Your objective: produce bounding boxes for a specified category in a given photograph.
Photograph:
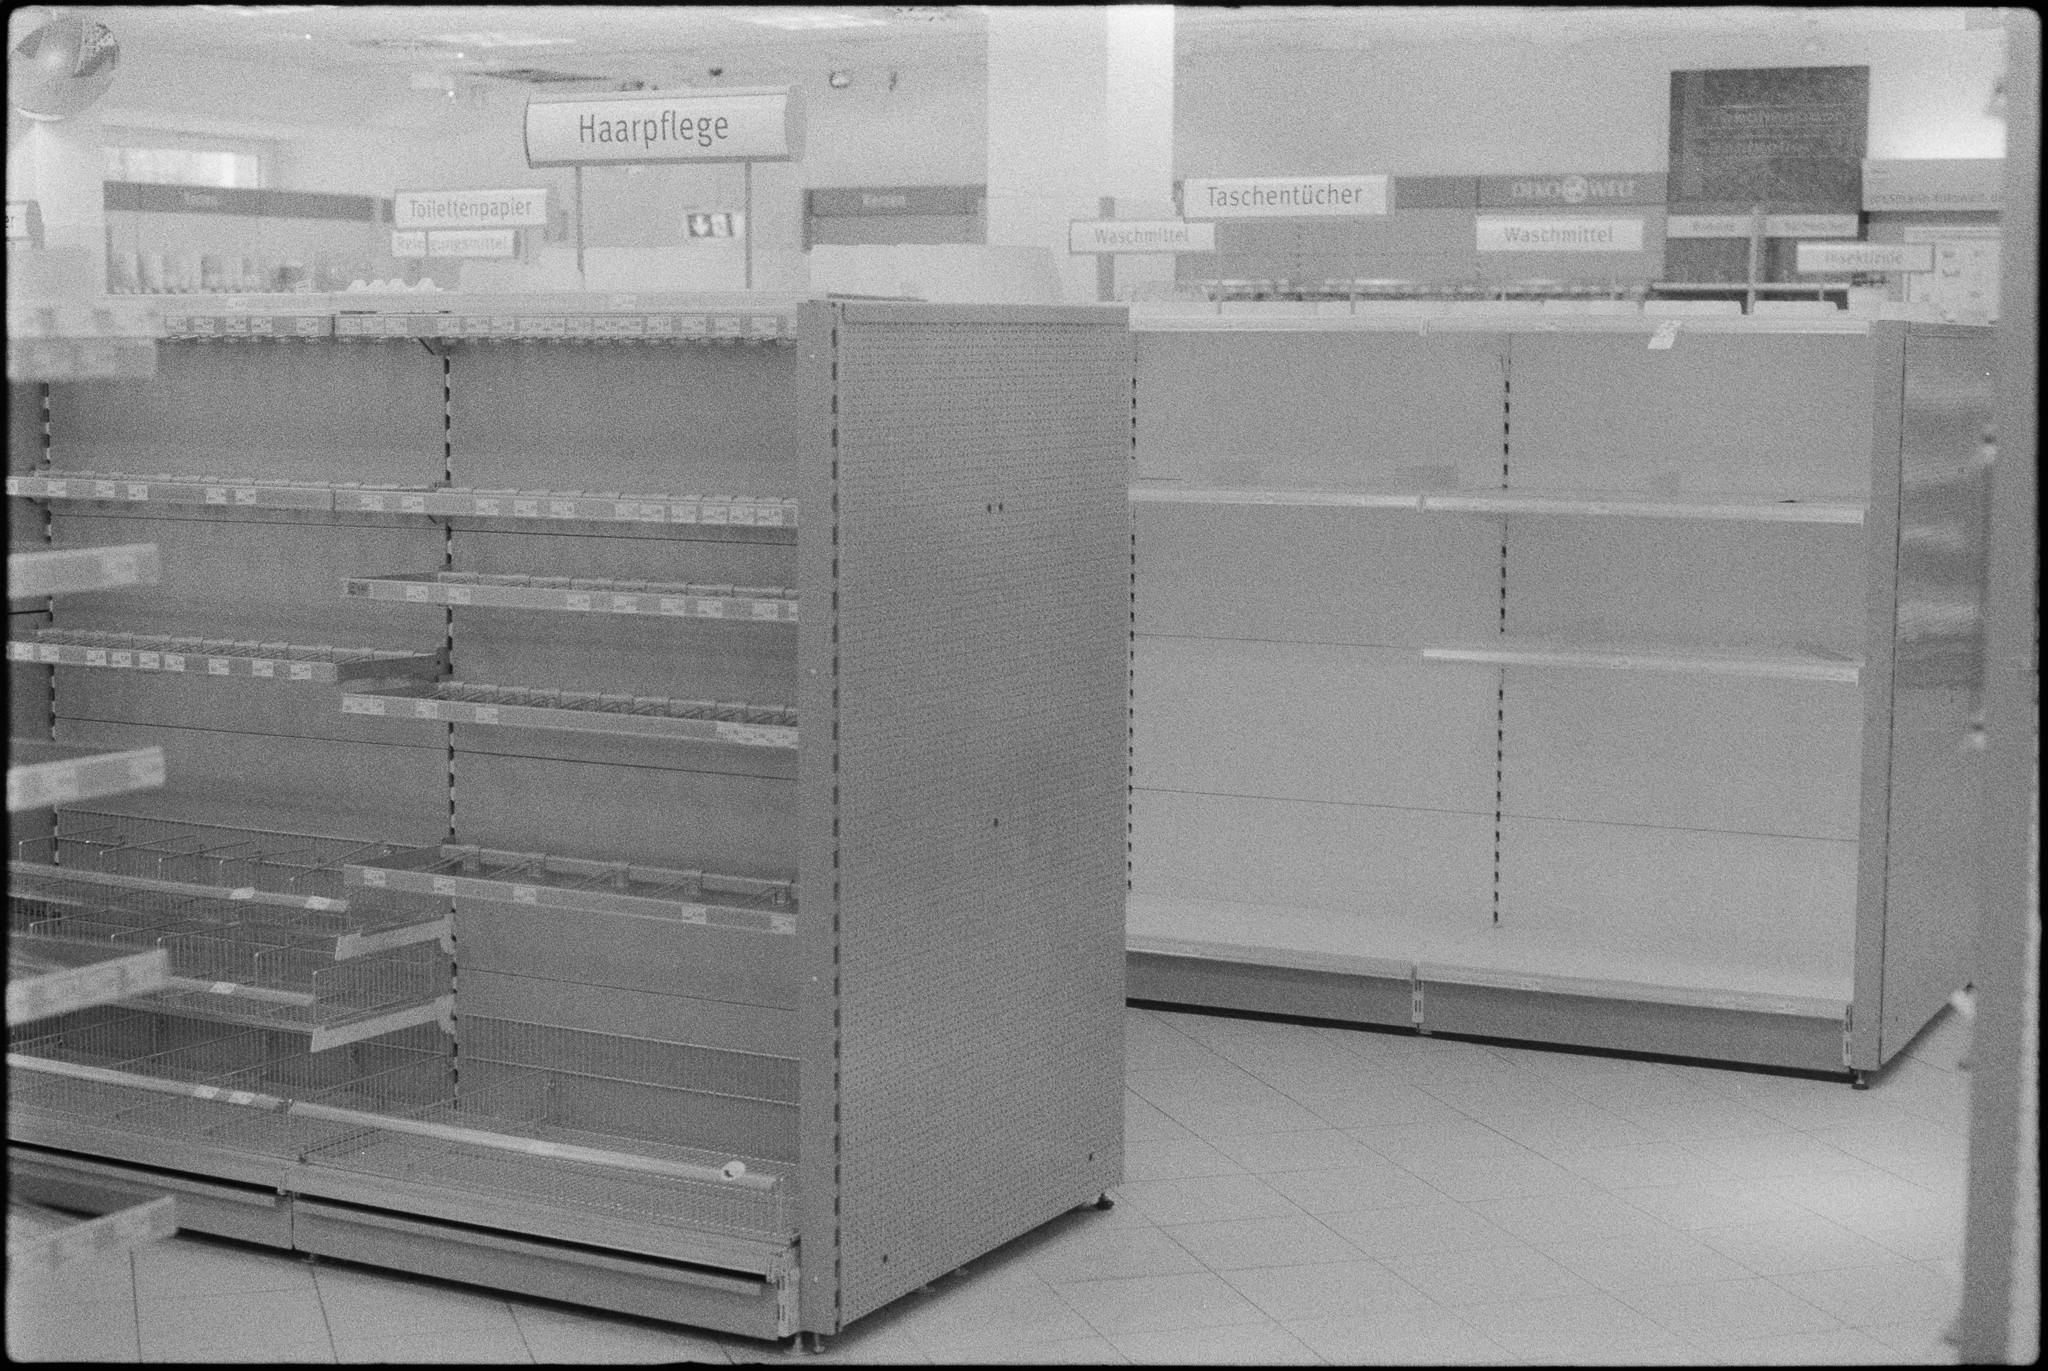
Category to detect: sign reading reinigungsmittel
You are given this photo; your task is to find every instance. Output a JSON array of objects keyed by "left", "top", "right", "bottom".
[
  {"left": 1181, "top": 176, "right": 1388, "bottom": 219},
  {"left": 525, "top": 86, "right": 800, "bottom": 167},
  {"left": 1475, "top": 217, "right": 1645, "bottom": 252}
]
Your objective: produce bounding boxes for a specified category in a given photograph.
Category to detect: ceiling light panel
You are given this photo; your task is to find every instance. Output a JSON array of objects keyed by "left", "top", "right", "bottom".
[{"left": 733, "top": 9, "right": 889, "bottom": 31}]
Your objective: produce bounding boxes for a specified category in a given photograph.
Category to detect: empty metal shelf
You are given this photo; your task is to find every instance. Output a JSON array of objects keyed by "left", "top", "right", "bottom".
[
  {"left": 344, "top": 571, "right": 798, "bottom": 623},
  {"left": 10, "top": 630, "right": 445, "bottom": 683},
  {"left": 346, "top": 844, "right": 796, "bottom": 936},
  {"left": 340, "top": 681, "right": 798, "bottom": 747}
]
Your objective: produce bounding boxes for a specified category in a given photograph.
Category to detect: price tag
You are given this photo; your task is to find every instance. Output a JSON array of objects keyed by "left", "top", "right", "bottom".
[
  {"left": 93, "top": 480, "right": 117, "bottom": 498},
  {"left": 205, "top": 486, "right": 229, "bottom": 504},
  {"left": 288, "top": 662, "right": 314, "bottom": 680},
  {"left": 473, "top": 705, "right": 499, "bottom": 724},
  {"left": 234, "top": 487, "right": 259, "bottom": 505},
  {"left": 413, "top": 700, "right": 439, "bottom": 718},
  {"left": 752, "top": 600, "right": 782, "bottom": 621},
  {"left": 251, "top": 659, "right": 275, "bottom": 677},
  {"left": 1648, "top": 319, "right": 1681, "bottom": 351},
  {"left": 445, "top": 587, "right": 472, "bottom": 605},
  {"left": 111, "top": 650, "right": 134, "bottom": 666},
  {"left": 613, "top": 500, "right": 637, "bottom": 519},
  {"left": 785, "top": 602, "right": 799, "bottom": 623},
  {"left": 514, "top": 499, "right": 541, "bottom": 517},
  {"left": 729, "top": 503, "right": 757, "bottom": 526},
  {"left": 611, "top": 594, "right": 638, "bottom": 613},
  {"left": 564, "top": 593, "right": 593, "bottom": 611},
  {"left": 358, "top": 867, "right": 389, "bottom": 886},
  {"left": 125, "top": 483, "right": 149, "bottom": 500},
  {"left": 342, "top": 695, "right": 386, "bottom": 714},
  {"left": 37, "top": 644, "right": 61, "bottom": 662},
  {"left": 701, "top": 503, "right": 731, "bottom": 525},
  {"left": 431, "top": 876, "right": 460, "bottom": 894},
  {"left": 472, "top": 497, "right": 502, "bottom": 516},
  {"left": 658, "top": 597, "right": 688, "bottom": 615},
  {"left": 163, "top": 654, "right": 186, "bottom": 672},
  {"left": 208, "top": 658, "right": 232, "bottom": 675},
  {"left": 404, "top": 583, "right": 430, "bottom": 601},
  {"left": 355, "top": 492, "right": 387, "bottom": 512},
  {"left": 138, "top": 651, "right": 161, "bottom": 669},
  {"left": 697, "top": 599, "right": 725, "bottom": 618},
  {"left": 677, "top": 315, "right": 708, "bottom": 337},
  {"left": 247, "top": 316, "right": 274, "bottom": 337},
  {"left": 748, "top": 315, "right": 781, "bottom": 339},
  {"left": 756, "top": 504, "right": 786, "bottom": 527},
  {"left": 84, "top": 648, "right": 108, "bottom": 666},
  {"left": 400, "top": 494, "right": 428, "bottom": 514},
  {"left": 669, "top": 502, "right": 699, "bottom": 524},
  {"left": 713, "top": 316, "right": 745, "bottom": 338},
  {"left": 512, "top": 884, "right": 539, "bottom": 903}
]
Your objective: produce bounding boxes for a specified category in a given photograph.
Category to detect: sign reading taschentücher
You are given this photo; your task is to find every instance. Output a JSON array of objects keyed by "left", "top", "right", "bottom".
[
  {"left": 1182, "top": 176, "right": 1388, "bottom": 219},
  {"left": 525, "top": 87, "right": 799, "bottom": 168}
]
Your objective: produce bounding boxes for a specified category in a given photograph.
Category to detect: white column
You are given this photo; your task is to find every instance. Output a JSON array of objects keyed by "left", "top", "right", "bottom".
[
  {"left": 986, "top": 5, "right": 1175, "bottom": 303},
  {"left": 6, "top": 109, "right": 108, "bottom": 292}
]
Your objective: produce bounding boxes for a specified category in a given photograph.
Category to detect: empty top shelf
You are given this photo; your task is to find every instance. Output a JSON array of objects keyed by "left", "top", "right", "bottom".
[
  {"left": 345, "top": 571, "right": 798, "bottom": 623},
  {"left": 341, "top": 681, "right": 798, "bottom": 748},
  {"left": 1129, "top": 482, "right": 1865, "bottom": 524}
]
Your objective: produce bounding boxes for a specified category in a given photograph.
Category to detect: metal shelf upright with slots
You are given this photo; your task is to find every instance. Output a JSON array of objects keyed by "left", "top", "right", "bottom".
[
  {"left": 4, "top": 292, "right": 1131, "bottom": 1345},
  {"left": 1124, "top": 303, "right": 1993, "bottom": 1079}
]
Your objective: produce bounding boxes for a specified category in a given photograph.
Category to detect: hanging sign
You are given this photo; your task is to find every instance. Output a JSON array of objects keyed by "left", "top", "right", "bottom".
[
  {"left": 1477, "top": 174, "right": 1665, "bottom": 207},
  {"left": 1861, "top": 159, "right": 2004, "bottom": 212},
  {"left": 1665, "top": 213, "right": 1754, "bottom": 239},
  {"left": 6, "top": 199, "right": 43, "bottom": 246},
  {"left": 1762, "top": 213, "right": 1859, "bottom": 238},
  {"left": 1795, "top": 242, "right": 1934, "bottom": 273},
  {"left": 525, "top": 86, "right": 800, "bottom": 167},
  {"left": 1475, "top": 217, "right": 1645, "bottom": 252},
  {"left": 1068, "top": 220, "right": 1215, "bottom": 254},
  {"left": 1181, "top": 176, "right": 1388, "bottom": 219},
  {"left": 392, "top": 229, "right": 519, "bottom": 258},
  {"left": 393, "top": 189, "right": 548, "bottom": 230}
]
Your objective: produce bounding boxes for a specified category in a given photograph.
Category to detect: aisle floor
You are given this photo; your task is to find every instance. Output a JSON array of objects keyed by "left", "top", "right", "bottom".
[{"left": 7, "top": 1005, "right": 1971, "bottom": 1365}]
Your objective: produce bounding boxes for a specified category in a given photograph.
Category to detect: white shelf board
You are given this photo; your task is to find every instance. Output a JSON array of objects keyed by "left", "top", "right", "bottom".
[
  {"left": 1420, "top": 638, "right": 1862, "bottom": 682},
  {"left": 1130, "top": 484, "right": 1422, "bottom": 511},
  {"left": 1421, "top": 490, "right": 1866, "bottom": 524},
  {"left": 8, "top": 544, "right": 162, "bottom": 599},
  {"left": 7, "top": 741, "right": 166, "bottom": 813},
  {"left": 8, "top": 941, "right": 171, "bottom": 1026}
]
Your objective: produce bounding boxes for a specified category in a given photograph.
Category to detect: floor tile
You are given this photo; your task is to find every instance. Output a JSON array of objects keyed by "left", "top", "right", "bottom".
[
  {"left": 1161, "top": 1213, "right": 1364, "bottom": 1271},
  {"left": 1617, "top": 1276, "right": 1845, "bottom": 1342},
  {"left": 138, "top": 1286, "right": 332, "bottom": 1361},
  {"left": 1679, "top": 1131, "right": 1874, "bottom": 1180},
  {"left": 1381, "top": 1243, "right": 1597, "bottom": 1306},
  {"left": 1695, "top": 1215, "right": 1905, "bottom": 1276},
  {"left": 1827, "top": 1202, "right": 1966, "bottom": 1263},
  {"left": 330, "top": 1328, "right": 535, "bottom": 1363},
  {"left": 1050, "top": 1270, "right": 1269, "bottom": 1338},
  {"left": 1608, "top": 1179, "right": 1809, "bottom": 1232},
  {"left": 1262, "top": 1162, "right": 1449, "bottom": 1215},
  {"left": 1536, "top": 1226, "right": 1754, "bottom": 1292},
  {"left": 511, "top": 1303, "right": 731, "bottom": 1364},
  {"left": 922, "top": 1334, "right": 1130, "bottom": 1364},
  {"left": 1454, "top": 1291, "right": 1687, "bottom": 1361},
  {"left": 1108, "top": 1320, "right": 1324, "bottom": 1365},
  {"left": 6, "top": 1264, "right": 142, "bottom": 1362},
  {"left": 1124, "top": 1135, "right": 1246, "bottom": 1182},
  {"left": 1760, "top": 1166, "right": 1949, "bottom": 1222},
  {"left": 1282, "top": 1307, "right": 1511, "bottom": 1365},
  {"left": 1688, "top": 1325, "right": 1901, "bottom": 1364},
  {"left": 1211, "top": 1128, "right": 1391, "bottom": 1174},
  {"left": 1767, "top": 1260, "right": 1963, "bottom": 1327},
  {"left": 1125, "top": 1015, "right": 1228, "bottom": 1073},
  {"left": 1348, "top": 1121, "right": 1535, "bottom": 1167},
  {"left": 1116, "top": 1173, "right": 1303, "bottom": 1226},
  {"left": 132, "top": 1235, "right": 318, "bottom": 1303},
  {"left": 1863, "top": 1316, "right": 1964, "bottom": 1362},
  {"left": 144, "top": 1341, "right": 338, "bottom": 1364},
  {"left": 1018, "top": 1220, "right": 1207, "bottom": 1284},
  {"left": 886, "top": 1270, "right": 1099, "bottom": 1346},
  {"left": 726, "top": 1327, "right": 930, "bottom": 1364},
  {"left": 1125, "top": 1089, "right": 1193, "bottom": 1142},
  {"left": 1550, "top": 1140, "right": 1740, "bottom": 1189},
  {"left": 1394, "top": 1151, "right": 1597, "bottom": 1203},
  {"left": 1154, "top": 1093, "right": 1338, "bottom": 1138},
  {"left": 1466, "top": 1190, "right": 1673, "bottom": 1246},
  {"left": 1318, "top": 1202, "right": 1520, "bottom": 1259},
  {"left": 1220, "top": 1260, "right": 1436, "bottom": 1322}
]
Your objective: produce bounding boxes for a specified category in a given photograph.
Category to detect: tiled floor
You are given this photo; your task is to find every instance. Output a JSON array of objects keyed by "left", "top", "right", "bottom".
[{"left": 6, "top": 1005, "right": 1973, "bottom": 1365}]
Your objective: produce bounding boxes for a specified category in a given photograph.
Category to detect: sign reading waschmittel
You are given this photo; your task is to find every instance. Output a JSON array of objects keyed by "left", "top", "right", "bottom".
[
  {"left": 1182, "top": 176, "right": 1388, "bottom": 219},
  {"left": 1476, "top": 217, "right": 1645, "bottom": 252},
  {"left": 394, "top": 189, "right": 548, "bottom": 230},
  {"left": 525, "top": 86, "right": 800, "bottom": 167},
  {"left": 1068, "top": 220, "right": 1216, "bottom": 254}
]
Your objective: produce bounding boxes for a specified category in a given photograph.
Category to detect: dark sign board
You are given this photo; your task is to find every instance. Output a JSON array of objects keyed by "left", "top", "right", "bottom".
[
  {"left": 807, "top": 185, "right": 983, "bottom": 218},
  {"left": 1478, "top": 173, "right": 1666, "bottom": 208},
  {"left": 103, "top": 182, "right": 380, "bottom": 222},
  {"left": 1668, "top": 66, "right": 1869, "bottom": 213}
]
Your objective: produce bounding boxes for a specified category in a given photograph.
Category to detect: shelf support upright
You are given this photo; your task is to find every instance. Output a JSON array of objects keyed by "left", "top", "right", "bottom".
[{"left": 573, "top": 165, "right": 586, "bottom": 287}]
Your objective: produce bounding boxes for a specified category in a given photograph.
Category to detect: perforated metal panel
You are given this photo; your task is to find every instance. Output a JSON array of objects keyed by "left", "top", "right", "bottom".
[{"left": 797, "top": 302, "right": 1129, "bottom": 1328}]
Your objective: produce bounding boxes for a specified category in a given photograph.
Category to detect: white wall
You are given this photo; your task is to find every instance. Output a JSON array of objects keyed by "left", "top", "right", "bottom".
[{"left": 1176, "top": 29, "right": 2008, "bottom": 177}]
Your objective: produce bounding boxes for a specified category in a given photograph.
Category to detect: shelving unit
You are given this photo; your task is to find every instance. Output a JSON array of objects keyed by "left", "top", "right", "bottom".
[
  {"left": 1125, "top": 304, "right": 1993, "bottom": 1075},
  {"left": 5, "top": 292, "right": 1129, "bottom": 1342}
]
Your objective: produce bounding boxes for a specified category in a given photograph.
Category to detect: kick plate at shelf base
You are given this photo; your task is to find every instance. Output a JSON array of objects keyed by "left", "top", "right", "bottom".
[{"left": 346, "top": 573, "right": 796, "bottom": 623}]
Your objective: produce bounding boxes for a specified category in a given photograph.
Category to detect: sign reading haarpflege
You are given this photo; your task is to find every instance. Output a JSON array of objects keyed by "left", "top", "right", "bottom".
[
  {"left": 394, "top": 189, "right": 548, "bottom": 230},
  {"left": 526, "top": 86, "right": 799, "bottom": 167},
  {"left": 1182, "top": 176, "right": 1388, "bottom": 219},
  {"left": 1476, "top": 218, "right": 1645, "bottom": 252},
  {"left": 1068, "top": 221, "right": 1216, "bottom": 254}
]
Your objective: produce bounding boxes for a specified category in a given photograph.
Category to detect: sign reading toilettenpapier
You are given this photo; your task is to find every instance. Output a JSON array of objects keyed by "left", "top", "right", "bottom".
[
  {"left": 1182, "top": 176, "right": 1388, "bottom": 219},
  {"left": 525, "top": 87, "right": 800, "bottom": 167},
  {"left": 1475, "top": 217, "right": 1645, "bottom": 252},
  {"left": 393, "top": 189, "right": 549, "bottom": 230},
  {"left": 1068, "top": 221, "right": 1216, "bottom": 254}
]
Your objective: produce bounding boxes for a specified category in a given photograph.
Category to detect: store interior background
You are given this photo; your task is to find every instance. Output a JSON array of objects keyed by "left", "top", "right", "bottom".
[{"left": 6, "top": 4, "right": 2036, "bottom": 1365}]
